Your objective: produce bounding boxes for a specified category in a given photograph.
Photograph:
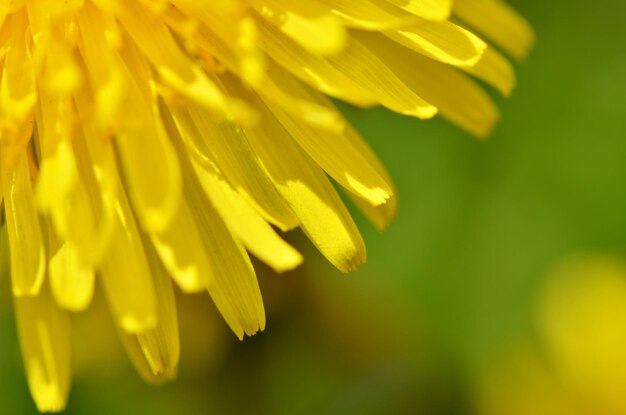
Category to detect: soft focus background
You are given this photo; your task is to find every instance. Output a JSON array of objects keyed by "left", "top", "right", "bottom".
[{"left": 3, "top": 0, "right": 626, "bottom": 413}]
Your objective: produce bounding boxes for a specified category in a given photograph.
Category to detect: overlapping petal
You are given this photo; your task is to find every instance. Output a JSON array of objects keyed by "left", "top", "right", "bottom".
[{"left": 0, "top": 0, "right": 532, "bottom": 411}]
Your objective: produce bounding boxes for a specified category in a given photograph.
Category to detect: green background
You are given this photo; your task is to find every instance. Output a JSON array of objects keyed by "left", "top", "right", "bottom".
[{"left": 2, "top": 0, "right": 626, "bottom": 413}]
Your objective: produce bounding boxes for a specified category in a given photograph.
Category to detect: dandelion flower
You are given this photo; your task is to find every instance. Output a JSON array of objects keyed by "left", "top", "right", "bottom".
[{"left": 0, "top": 0, "right": 533, "bottom": 411}]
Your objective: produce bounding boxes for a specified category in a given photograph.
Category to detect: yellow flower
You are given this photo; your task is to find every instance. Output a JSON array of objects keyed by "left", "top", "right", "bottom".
[
  {"left": 0, "top": 0, "right": 532, "bottom": 411},
  {"left": 476, "top": 257, "right": 626, "bottom": 415}
]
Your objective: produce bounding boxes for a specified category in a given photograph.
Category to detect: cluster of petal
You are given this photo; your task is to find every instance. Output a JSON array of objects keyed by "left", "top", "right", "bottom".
[{"left": 0, "top": 0, "right": 532, "bottom": 411}]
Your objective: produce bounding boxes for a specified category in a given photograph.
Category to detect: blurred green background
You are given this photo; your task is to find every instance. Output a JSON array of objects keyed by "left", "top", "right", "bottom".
[{"left": 3, "top": 0, "right": 626, "bottom": 413}]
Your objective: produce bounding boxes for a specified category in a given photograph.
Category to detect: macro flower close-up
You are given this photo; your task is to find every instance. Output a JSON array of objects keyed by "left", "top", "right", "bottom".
[{"left": 0, "top": 0, "right": 539, "bottom": 412}]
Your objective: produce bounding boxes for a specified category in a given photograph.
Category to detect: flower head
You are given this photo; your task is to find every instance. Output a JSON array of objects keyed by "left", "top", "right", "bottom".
[{"left": 0, "top": 0, "right": 532, "bottom": 411}]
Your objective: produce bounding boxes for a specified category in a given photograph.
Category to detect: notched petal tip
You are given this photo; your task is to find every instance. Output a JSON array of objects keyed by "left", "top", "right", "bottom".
[{"left": 340, "top": 250, "right": 368, "bottom": 273}]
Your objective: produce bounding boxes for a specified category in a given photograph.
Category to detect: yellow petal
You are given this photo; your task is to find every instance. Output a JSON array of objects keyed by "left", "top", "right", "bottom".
[
  {"left": 118, "top": 0, "right": 251, "bottom": 122},
  {"left": 168, "top": 0, "right": 266, "bottom": 86},
  {"left": 453, "top": 0, "right": 535, "bottom": 60},
  {"left": 342, "top": 126, "right": 398, "bottom": 230},
  {"left": 26, "top": 0, "right": 83, "bottom": 96},
  {"left": 49, "top": 236, "right": 95, "bottom": 312},
  {"left": 386, "top": 20, "right": 486, "bottom": 67},
  {"left": 463, "top": 46, "right": 516, "bottom": 97},
  {"left": 256, "top": 17, "right": 377, "bottom": 107},
  {"left": 188, "top": 182, "right": 266, "bottom": 339},
  {"left": 34, "top": 138, "right": 77, "bottom": 235},
  {"left": 71, "top": 88, "right": 120, "bottom": 267},
  {"left": 191, "top": 156, "right": 303, "bottom": 273},
  {"left": 358, "top": 31, "right": 499, "bottom": 138},
  {"left": 256, "top": 60, "right": 348, "bottom": 134},
  {"left": 260, "top": 77, "right": 394, "bottom": 207},
  {"left": 281, "top": 75, "right": 397, "bottom": 229},
  {"left": 182, "top": 98, "right": 299, "bottom": 232},
  {"left": 75, "top": 3, "right": 127, "bottom": 133},
  {"left": 170, "top": 105, "right": 303, "bottom": 273},
  {"left": 0, "top": 12, "right": 37, "bottom": 136},
  {"left": 150, "top": 197, "right": 213, "bottom": 294},
  {"left": 161, "top": 11, "right": 347, "bottom": 134},
  {"left": 258, "top": 15, "right": 438, "bottom": 117},
  {"left": 2, "top": 143, "right": 46, "bottom": 297},
  {"left": 98, "top": 189, "right": 157, "bottom": 334},
  {"left": 223, "top": 77, "right": 366, "bottom": 272},
  {"left": 349, "top": 194, "right": 397, "bottom": 231},
  {"left": 113, "top": 40, "right": 183, "bottom": 234},
  {"left": 14, "top": 285, "right": 71, "bottom": 412},
  {"left": 165, "top": 109, "right": 266, "bottom": 338},
  {"left": 33, "top": 92, "right": 78, "bottom": 238},
  {"left": 117, "top": 242, "right": 180, "bottom": 384},
  {"left": 325, "top": 35, "right": 437, "bottom": 118}
]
